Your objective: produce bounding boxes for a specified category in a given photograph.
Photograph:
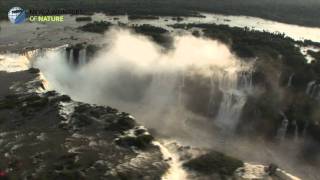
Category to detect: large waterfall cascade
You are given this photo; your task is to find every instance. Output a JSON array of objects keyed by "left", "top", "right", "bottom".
[
  {"left": 34, "top": 30, "right": 258, "bottom": 146},
  {"left": 213, "top": 67, "right": 253, "bottom": 131}
]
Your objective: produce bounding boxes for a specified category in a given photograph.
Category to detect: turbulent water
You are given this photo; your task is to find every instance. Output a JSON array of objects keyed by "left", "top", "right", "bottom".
[
  {"left": 14, "top": 20, "right": 317, "bottom": 179},
  {"left": 1, "top": 25, "right": 318, "bottom": 179},
  {"left": 35, "top": 28, "right": 253, "bottom": 135},
  {"left": 214, "top": 69, "right": 252, "bottom": 131},
  {"left": 31, "top": 29, "right": 258, "bottom": 178},
  {"left": 153, "top": 141, "right": 189, "bottom": 180},
  {"left": 1, "top": 6, "right": 320, "bottom": 178},
  {"left": 0, "top": 54, "right": 30, "bottom": 72}
]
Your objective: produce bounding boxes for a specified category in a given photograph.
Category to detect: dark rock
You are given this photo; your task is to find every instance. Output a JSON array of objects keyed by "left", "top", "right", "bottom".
[
  {"left": 74, "top": 104, "right": 91, "bottom": 114},
  {"left": 50, "top": 95, "right": 71, "bottom": 104},
  {"left": 28, "top": 68, "right": 40, "bottom": 74},
  {"left": 27, "top": 97, "right": 49, "bottom": 108},
  {"left": 136, "top": 134, "right": 154, "bottom": 146},
  {"left": 0, "top": 99, "right": 17, "bottom": 109},
  {"left": 183, "top": 151, "right": 244, "bottom": 176},
  {"left": 45, "top": 91, "right": 58, "bottom": 97},
  {"left": 134, "top": 127, "right": 147, "bottom": 136},
  {"left": 267, "top": 163, "right": 278, "bottom": 175},
  {"left": 0, "top": 69, "right": 167, "bottom": 180},
  {"left": 105, "top": 115, "right": 135, "bottom": 132},
  {"left": 115, "top": 133, "right": 154, "bottom": 149},
  {"left": 308, "top": 122, "right": 320, "bottom": 142},
  {"left": 75, "top": 16, "right": 92, "bottom": 22},
  {"left": 71, "top": 113, "right": 93, "bottom": 128},
  {"left": 79, "top": 21, "right": 111, "bottom": 34},
  {"left": 192, "top": 30, "right": 201, "bottom": 37},
  {"left": 106, "top": 106, "right": 118, "bottom": 113},
  {"left": 24, "top": 94, "right": 42, "bottom": 102}
]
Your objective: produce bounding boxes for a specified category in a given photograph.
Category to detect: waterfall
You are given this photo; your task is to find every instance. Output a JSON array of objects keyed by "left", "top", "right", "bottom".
[
  {"left": 287, "top": 73, "right": 294, "bottom": 87},
  {"left": 277, "top": 112, "right": 288, "bottom": 141},
  {"left": 65, "top": 47, "right": 87, "bottom": 66},
  {"left": 305, "top": 81, "right": 316, "bottom": 95},
  {"left": 68, "top": 49, "right": 74, "bottom": 65},
  {"left": 147, "top": 72, "right": 179, "bottom": 104},
  {"left": 207, "top": 72, "right": 218, "bottom": 117},
  {"left": 23, "top": 45, "right": 67, "bottom": 63},
  {"left": 238, "top": 71, "right": 253, "bottom": 91},
  {"left": 214, "top": 68, "right": 252, "bottom": 131},
  {"left": 153, "top": 141, "right": 188, "bottom": 180},
  {"left": 178, "top": 71, "right": 185, "bottom": 111},
  {"left": 306, "top": 80, "right": 320, "bottom": 99},
  {"left": 302, "top": 121, "right": 309, "bottom": 138},
  {"left": 79, "top": 48, "right": 87, "bottom": 66},
  {"left": 293, "top": 120, "right": 299, "bottom": 142}
]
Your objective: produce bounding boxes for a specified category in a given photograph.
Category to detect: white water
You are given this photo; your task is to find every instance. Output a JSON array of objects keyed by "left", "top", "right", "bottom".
[
  {"left": 235, "top": 163, "right": 268, "bottom": 179},
  {"left": 300, "top": 46, "right": 320, "bottom": 63},
  {"left": 235, "top": 163, "right": 301, "bottom": 180},
  {"left": 69, "top": 49, "right": 74, "bottom": 65},
  {"left": 287, "top": 73, "right": 295, "bottom": 87},
  {"left": 35, "top": 29, "right": 252, "bottom": 133},
  {"left": 293, "top": 121, "right": 299, "bottom": 142},
  {"left": 0, "top": 54, "right": 30, "bottom": 72},
  {"left": 277, "top": 112, "right": 289, "bottom": 141},
  {"left": 79, "top": 48, "right": 87, "bottom": 66},
  {"left": 306, "top": 80, "right": 320, "bottom": 99},
  {"left": 0, "top": 10, "right": 319, "bottom": 179},
  {"left": 153, "top": 141, "right": 188, "bottom": 180},
  {"left": 214, "top": 69, "right": 252, "bottom": 131}
]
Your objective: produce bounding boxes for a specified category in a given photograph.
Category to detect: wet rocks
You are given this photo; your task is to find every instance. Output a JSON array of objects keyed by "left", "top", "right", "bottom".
[
  {"left": 115, "top": 126, "right": 154, "bottom": 149},
  {"left": 104, "top": 112, "right": 135, "bottom": 132},
  {"left": 28, "top": 68, "right": 40, "bottom": 74},
  {"left": 235, "top": 163, "right": 301, "bottom": 180},
  {"left": 235, "top": 163, "right": 268, "bottom": 180},
  {"left": 51, "top": 95, "right": 71, "bottom": 104},
  {"left": 183, "top": 151, "right": 244, "bottom": 177},
  {"left": 0, "top": 92, "right": 72, "bottom": 119},
  {"left": 0, "top": 97, "right": 18, "bottom": 109},
  {"left": 0, "top": 93, "right": 48, "bottom": 112},
  {"left": 0, "top": 93, "right": 167, "bottom": 180},
  {"left": 70, "top": 113, "right": 94, "bottom": 128}
]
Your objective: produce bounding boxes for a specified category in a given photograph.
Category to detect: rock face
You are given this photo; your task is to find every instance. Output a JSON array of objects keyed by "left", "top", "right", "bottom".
[
  {"left": 235, "top": 163, "right": 301, "bottom": 180},
  {"left": 0, "top": 69, "right": 168, "bottom": 180},
  {"left": 183, "top": 150, "right": 244, "bottom": 179}
]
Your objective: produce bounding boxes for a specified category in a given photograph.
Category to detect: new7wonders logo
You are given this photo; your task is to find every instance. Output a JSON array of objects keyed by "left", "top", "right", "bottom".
[
  {"left": 8, "top": 7, "right": 27, "bottom": 24},
  {"left": 8, "top": 7, "right": 82, "bottom": 24}
]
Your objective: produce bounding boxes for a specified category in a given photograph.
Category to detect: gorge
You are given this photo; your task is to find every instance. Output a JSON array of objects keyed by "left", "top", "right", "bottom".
[{"left": 1, "top": 11, "right": 320, "bottom": 179}]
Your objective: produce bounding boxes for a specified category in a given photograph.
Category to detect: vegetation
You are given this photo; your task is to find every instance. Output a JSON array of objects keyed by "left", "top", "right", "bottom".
[
  {"left": 184, "top": 151, "right": 244, "bottom": 176},
  {"left": 128, "top": 15, "right": 159, "bottom": 20},
  {"left": 171, "top": 23, "right": 320, "bottom": 143},
  {"left": 132, "top": 24, "right": 172, "bottom": 48},
  {"left": 78, "top": 21, "right": 111, "bottom": 33},
  {"left": 172, "top": 23, "right": 305, "bottom": 66},
  {"left": 75, "top": 16, "right": 92, "bottom": 22}
]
